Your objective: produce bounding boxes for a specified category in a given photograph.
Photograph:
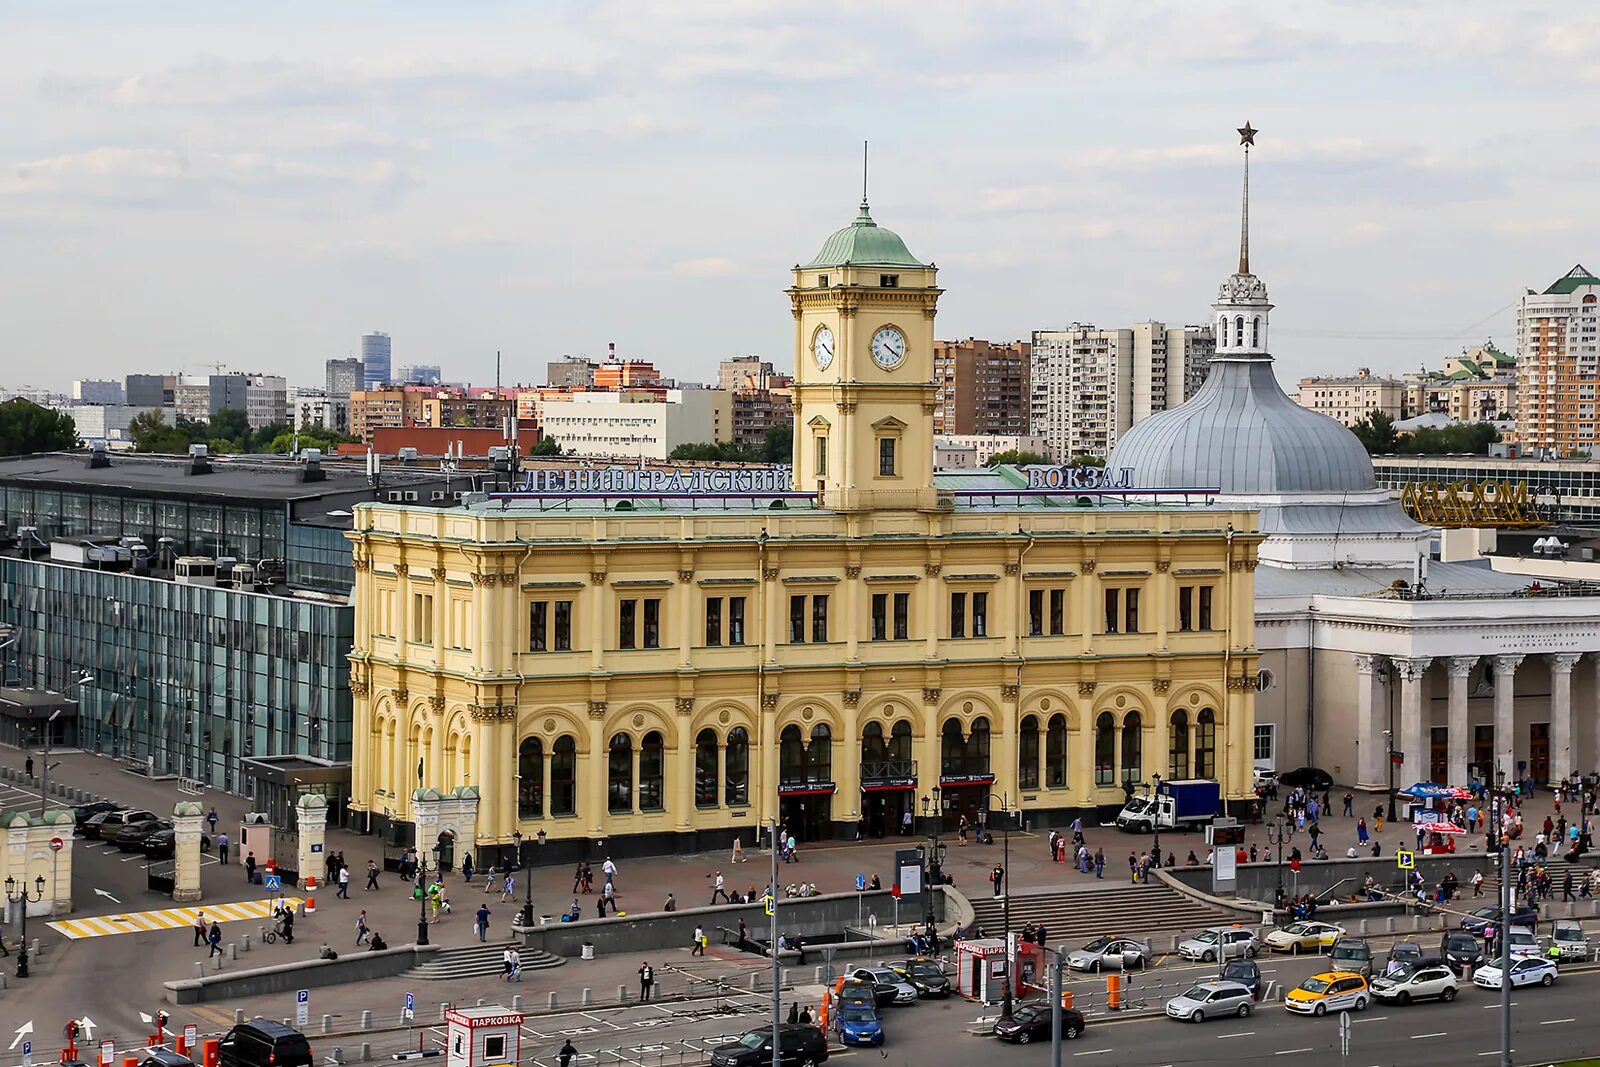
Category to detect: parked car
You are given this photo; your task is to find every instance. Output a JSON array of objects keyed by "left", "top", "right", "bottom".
[
  {"left": 1066, "top": 936, "right": 1151, "bottom": 972},
  {"left": 1439, "top": 930, "right": 1484, "bottom": 975},
  {"left": 1370, "top": 962, "right": 1460, "bottom": 1005},
  {"left": 1165, "top": 981, "right": 1255, "bottom": 1022},
  {"left": 992, "top": 1002, "right": 1084, "bottom": 1043},
  {"left": 84, "top": 808, "right": 157, "bottom": 841},
  {"left": 1221, "top": 959, "right": 1262, "bottom": 1000},
  {"left": 1177, "top": 926, "right": 1259, "bottom": 962},
  {"left": 1461, "top": 904, "right": 1538, "bottom": 936},
  {"left": 73, "top": 800, "right": 122, "bottom": 832},
  {"left": 139, "top": 1053, "right": 194, "bottom": 1067},
  {"left": 218, "top": 1020, "right": 313, "bottom": 1067},
  {"left": 1284, "top": 971, "right": 1370, "bottom": 1016},
  {"left": 709, "top": 1026, "right": 828, "bottom": 1067},
  {"left": 833, "top": 1004, "right": 883, "bottom": 1047},
  {"left": 847, "top": 967, "right": 917, "bottom": 1005},
  {"left": 832, "top": 979, "right": 879, "bottom": 1012},
  {"left": 1329, "top": 938, "right": 1373, "bottom": 978},
  {"left": 1263, "top": 921, "right": 1344, "bottom": 955},
  {"left": 114, "top": 819, "right": 169, "bottom": 852},
  {"left": 1472, "top": 957, "right": 1557, "bottom": 990},
  {"left": 1383, "top": 940, "right": 1425, "bottom": 973},
  {"left": 889, "top": 958, "right": 950, "bottom": 998},
  {"left": 1506, "top": 926, "right": 1541, "bottom": 959}
]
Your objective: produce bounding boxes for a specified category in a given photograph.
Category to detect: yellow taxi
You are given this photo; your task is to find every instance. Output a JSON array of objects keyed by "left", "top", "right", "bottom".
[{"left": 1284, "top": 971, "right": 1370, "bottom": 1016}]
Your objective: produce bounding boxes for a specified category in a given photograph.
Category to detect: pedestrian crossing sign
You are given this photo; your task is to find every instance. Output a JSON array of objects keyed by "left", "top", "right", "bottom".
[
  {"left": 763, "top": 893, "right": 774, "bottom": 917},
  {"left": 1395, "top": 849, "right": 1414, "bottom": 870},
  {"left": 264, "top": 874, "right": 283, "bottom": 891}
]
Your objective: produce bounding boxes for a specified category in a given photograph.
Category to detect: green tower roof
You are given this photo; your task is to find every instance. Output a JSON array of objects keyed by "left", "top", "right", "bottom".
[
  {"left": 803, "top": 201, "right": 928, "bottom": 269},
  {"left": 1544, "top": 264, "right": 1600, "bottom": 295}
]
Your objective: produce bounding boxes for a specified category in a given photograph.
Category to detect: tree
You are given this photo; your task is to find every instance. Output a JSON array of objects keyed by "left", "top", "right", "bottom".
[
  {"left": 208, "top": 408, "right": 251, "bottom": 445},
  {"left": 985, "top": 449, "right": 1050, "bottom": 468},
  {"left": 667, "top": 442, "right": 756, "bottom": 462},
  {"left": 529, "top": 436, "right": 565, "bottom": 457},
  {"left": 264, "top": 426, "right": 360, "bottom": 455},
  {"left": 1350, "top": 410, "right": 1398, "bottom": 454},
  {"left": 0, "top": 399, "right": 78, "bottom": 456},
  {"left": 129, "top": 409, "right": 193, "bottom": 454},
  {"left": 1068, "top": 454, "right": 1105, "bottom": 468},
  {"left": 761, "top": 422, "right": 793, "bottom": 464}
]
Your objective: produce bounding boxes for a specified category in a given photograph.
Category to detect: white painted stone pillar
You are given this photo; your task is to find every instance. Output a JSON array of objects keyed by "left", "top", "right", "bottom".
[
  {"left": 1493, "top": 653, "right": 1524, "bottom": 780},
  {"left": 1397, "top": 658, "right": 1433, "bottom": 787},
  {"left": 1355, "top": 655, "right": 1386, "bottom": 789},
  {"left": 1447, "top": 657, "right": 1475, "bottom": 785},
  {"left": 1550, "top": 653, "right": 1582, "bottom": 781},
  {"left": 172, "top": 801, "right": 205, "bottom": 903},
  {"left": 295, "top": 795, "right": 329, "bottom": 887}
]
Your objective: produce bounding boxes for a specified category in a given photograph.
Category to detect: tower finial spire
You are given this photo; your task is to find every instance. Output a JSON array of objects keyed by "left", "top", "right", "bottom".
[
  {"left": 862, "top": 139, "right": 869, "bottom": 208},
  {"left": 1236, "top": 122, "right": 1257, "bottom": 275}
]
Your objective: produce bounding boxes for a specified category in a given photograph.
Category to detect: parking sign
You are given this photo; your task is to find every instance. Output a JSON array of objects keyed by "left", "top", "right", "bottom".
[
  {"left": 296, "top": 989, "right": 309, "bottom": 1027},
  {"left": 404, "top": 991, "right": 415, "bottom": 1021}
]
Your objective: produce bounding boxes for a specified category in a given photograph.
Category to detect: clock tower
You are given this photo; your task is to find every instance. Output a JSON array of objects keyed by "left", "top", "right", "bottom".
[{"left": 789, "top": 192, "right": 942, "bottom": 512}]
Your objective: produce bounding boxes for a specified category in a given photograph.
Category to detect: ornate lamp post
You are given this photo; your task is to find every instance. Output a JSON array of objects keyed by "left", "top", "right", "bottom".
[
  {"left": 919, "top": 791, "right": 945, "bottom": 936},
  {"left": 983, "top": 792, "right": 1017, "bottom": 1023},
  {"left": 5, "top": 875, "right": 46, "bottom": 977},
  {"left": 1149, "top": 771, "right": 1164, "bottom": 865},
  {"left": 1265, "top": 816, "right": 1287, "bottom": 912}
]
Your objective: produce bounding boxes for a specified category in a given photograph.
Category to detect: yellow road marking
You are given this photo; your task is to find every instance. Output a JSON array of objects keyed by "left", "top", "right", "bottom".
[{"left": 48, "top": 897, "right": 301, "bottom": 939}]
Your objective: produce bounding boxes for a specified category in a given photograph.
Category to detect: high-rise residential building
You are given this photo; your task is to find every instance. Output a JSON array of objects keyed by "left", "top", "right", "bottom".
[
  {"left": 349, "top": 385, "right": 433, "bottom": 442},
  {"left": 1516, "top": 265, "right": 1600, "bottom": 455},
  {"left": 244, "top": 374, "right": 288, "bottom": 430},
  {"left": 1294, "top": 367, "right": 1407, "bottom": 426},
  {"left": 72, "top": 379, "right": 124, "bottom": 405},
  {"left": 362, "top": 331, "right": 392, "bottom": 389},
  {"left": 932, "top": 338, "right": 1030, "bottom": 436},
  {"left": 546, "top": 357, "right": 597, "bottom": 389},
  {"left": 125, "top": 374, "right": 175, "bottom": 408},
  {"left": 325, "top": 358, "right": 364, "bottom": 401},
  {"left": 1028, "top": 322, "right": 1213, "bottom": 461},
  {"left": 397, "top": 365, "right": 442, "bottom": 385},
  {"left": 718, "top": 355, "right": 778, "bottom": 394}
]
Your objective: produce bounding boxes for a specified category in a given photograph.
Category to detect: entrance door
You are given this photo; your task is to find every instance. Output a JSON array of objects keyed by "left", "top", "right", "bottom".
[
  {"left": 1473, "top": 726, "right": 1494, "bottom": 779},
  {"left": 779, "top": 793, "right": 833, "bottom": 842},
  {"left": 941, "top": 784, "right": 989, "bottom": 833},
  {"left": 1430, "top": 727, "right": 1448, "bottom": 784},
  {"left": 1529, "top": 723, "right": 1550, "bottom": 784},
  {"left": 865, "top": 790, "right": 912, "bottom": 838}
]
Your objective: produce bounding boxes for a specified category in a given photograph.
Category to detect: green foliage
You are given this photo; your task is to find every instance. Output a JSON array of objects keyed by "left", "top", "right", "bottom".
[
  {"left": 668, "top": 441, "right": 756, "bottom": 462},
  {"left": 208, "top": 407, "right": 251, "bottom": 444},
  {"left": 761, "top": 422, "right": 793, "bottom": 464},
  {"left": 1350, "top": 410, "right": 1398, "bottom": 454},
  {"left": 131, "top": 406, "right": 354, "bottom": 456},
  {"left": 985, "top": 449, "right": 1050, "bottom": 468},
  {"left": 263, "top": 426, "right": 360, "bottom": 455},
  {"left": 529, "top": 436, "right": 565, "bottom": 457},
  {"left": 1068, "top": 454, "right": 1106, "bottom": 468},
  {"left": 1351, "top": 409, "right": 1499, "bottom": 456},
  {"left": 0, "top": 399, "right": 79, "bottom": 456}
]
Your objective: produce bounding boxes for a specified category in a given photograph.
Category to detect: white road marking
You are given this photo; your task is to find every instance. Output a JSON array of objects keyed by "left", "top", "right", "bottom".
[
  {"left": 1355, "top": 1015, "right": 1389, "bottom": 1022},
  {"left": 1216, "top": 1032, "right": 1255, "bottom": 1039},
  {"left": 1412, "top": 1032, "right": 1447, "bottom": 1039},
  {"left": 1541, "top": 1018, "right": 1575, "bottom": 1024},
  {"left": 1071, "top": 1051, "right": 1110, "bottom": 1058},
  {"left": 1274, "top": 1049, "right": 1313, "bottom": 1056}
]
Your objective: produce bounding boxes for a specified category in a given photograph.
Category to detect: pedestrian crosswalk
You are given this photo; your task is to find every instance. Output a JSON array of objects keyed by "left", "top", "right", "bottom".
[{"left": 47, "top": 896, "right": 302, "bottom": 940}]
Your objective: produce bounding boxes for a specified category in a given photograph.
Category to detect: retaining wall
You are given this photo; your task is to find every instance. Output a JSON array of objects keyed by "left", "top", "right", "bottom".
[{"left": 164, "top": 944, "right": 439, "bottom": 1005}]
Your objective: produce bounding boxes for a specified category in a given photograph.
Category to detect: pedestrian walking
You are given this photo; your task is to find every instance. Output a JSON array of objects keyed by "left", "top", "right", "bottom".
[
  {"left": 692, "top": 924, "right": 706, "bottom": 956},
  {"left": 710, "top": 871, "right": 729, "bottom": 904},
  {"left": 1094, "top": 848, "right": 1105, "bottom": 879},
  {"left": 475, "top": 904, "right": 491, "bottom": 942},
  {"left": 207, "top": 807, "right": 219, "bottom": 835},
  {"left": 602, "top": 881, "right": 616, "bottom": 912},
  {"left": 787, "top": 1003, "right": 799, "bottom": 1025},
  {"left": 484, "top": 865, "right": 501, "bottom": 894},
  {"left": 1356, "top": 817, "right": 1369, "bottom": 845},
  {"left": 337, "top": 864, "right": 351, "bottom": 899},
  {"left": 571, "top": 863, "right": 584, "bottom": 894},
  {"left": 664, "top": 893, "right": 677, "bottom": 912},
  {"left": 557, "top": 1040, "right": 577, "bottom": 1067},
  {"left": 217, "top": 832, "right": 230, "bottom": 864},
  {"left": 245, "top": 851, "right": 257, "bottom": 884},
  {"left": 1563, "top": 872, "right": 1576, "bottom": 902},
  {"left": 208, "top": 921, "right": 223, "bottom": 958},
  {"left": 1374, "top": 805, "right": 1385, "bottom": 832},
  {"left": 731, "top": 837, "right": 745, "bottom": 863},
  {"left": 501, "top": 874, "right": 516, "bottom": 903},
  {"left": 602, "top": 856, "right": 617, "bottom": 888},
  {"left": 366, "top": 861, "right": 380, "bottom": 891},
  {"left": 989, "top": 865, "right": 1004, "bottom": 898},
  {"left": 901, "top": 810, "right": 913, "bottom": 836},
  {"left": 596, "top": 897, "right": 607, "bottom": 920},
  {"left": 504, "top": 946, "right": 521, "bottom": 981},
  {"left": 638, "top": 961, "right": 655, "bottom": 1001},
  {"left": 1128, "top": 852, "right": 1139, "bottom": 883},
  {"left": 193, "top": 910, "right": 207, "bottom": 947},
  {"left": 462, "top": 855, "right": 474, "bottom": 883},
  {"left": 24, "top": 757, "right": 33, "bottom": 778}
]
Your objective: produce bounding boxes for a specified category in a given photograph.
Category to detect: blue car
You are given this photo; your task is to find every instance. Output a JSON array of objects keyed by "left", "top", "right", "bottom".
[{"left": 835, "top": 1004, "right": 884, "bottom": 1047}]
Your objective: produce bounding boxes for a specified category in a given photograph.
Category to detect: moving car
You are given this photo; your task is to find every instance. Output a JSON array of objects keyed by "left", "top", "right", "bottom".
[
  {"left": 847, "top": 967, "right": 917, "bottom": 1005},
  {"left": 1328, "top": 938, "right": 1373, "bottom": 978},
  {"left": 1439, "top": 930, "right": 1484, "bottom": 975},
  {"left": 1472, "top": 957, "right": 1557, "bottom": 990},
  {"left": 1177, "top": 926, "right": 1259, "bottom": 962},
  {"left": 709, "top": 1026, "right": 828, "bottom": 1067},
  {"left": 832, "top": 978, "right": 879, "bottom": 1012},
  {"left": 889, "top": 958, "right": 951, "bottom": 998},
  {"left": 1264, "top": 921, "right": 1344, "bottom": 955},
  {"left": 1461, "top": 904, "right": 1538, "bottom": 936},
  {"left": 992, "top": 1002, "right": 1084, "bottom": 1043},
  {"left": 1165, "top": 981, "right": 1255, "bottom": 1022},
  {"left": 1370, "top": 961, "right": 1459, "bottom": 1005},
  {"left": 1066, "top": 936, "right": 1150, "bottom": 972},
  {"left": 1550, "top": 918, "right": 1589, "bottom": 961},
  {"left": 1221, "top": 959, "right": 1262, "bottom": 1000},
  {"left": 1284, "top": 971, "right": 1370, "bottom": 1016},
  {"left": 218, "top": 1020, "right": 314, "bottom": 1067},
  {"left": 833, "top": 1004, "right": 883, "bottom": 1047}
]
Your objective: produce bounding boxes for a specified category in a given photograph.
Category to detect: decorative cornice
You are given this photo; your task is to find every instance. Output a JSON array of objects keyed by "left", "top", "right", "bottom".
[
  {"left": 922, "top": 687, "right": 941, "bottom": 705},
  {"left": 845, "top": 566, "right": 861, "bottom": 580},
  {"left": 587, "top": 700, "right": 608, "bottom": 719},
  {"left": 349, "top": 680, "right": 370, "bottom": 698},
  {"left": 1226, "top": 675, "right": 1257, "bottom": 691},
  {"left": 761, "top": 692, "right": 780, "bottom": 710},
  {"left": 677, "top": 570, "right": 695, "bottom": 584},
  {"left": 1000, "top": 684, "right": 1020, "bottom": 702},
  {"left": 924, "top": 563, "right": 942, "bottom": 578},
  {"left": 1352, "top": 654, "right": 1381, "bottom": 675},
  {"left": 674, "top": 697, "right": 695, "bottom": 714},
  {"left": 842, "top": 689, "right": 861, "bottom": 707},
  {"left": 589, "top": 572, "right": 608, "bottom": 585},
  {"left": 1077, "top": 681, "right": 1097, "bottom": 696},
  {"left": 470, "top": 703, "right": 517, "bottom": 722},
  {"left": 1080, "top": 559, "right": 1097, "bottom": 574},
  {"left": 1152, "top": 678, "right": 1171, "bottom": 694}
]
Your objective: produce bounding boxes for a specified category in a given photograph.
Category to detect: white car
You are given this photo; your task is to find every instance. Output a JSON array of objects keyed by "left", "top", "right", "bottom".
[
  {"left": 1178, "top": 927, "right": 1259, "bottom": 962},
  {"left": 1370, "top": 962, "right": 1460, "bottom": 1004},
  {"left": 1505, "top": 926, "right": 1540, "bottom": 959},
  {"left": 1263, "top": 921, "right": 1344, "bottom": 955},
  {"left": 1165, "top": 981, "right": 1255, "bottom": 1023},
  {"left": 1473, "top": 957, "right": 1558, "bottom": 989}
]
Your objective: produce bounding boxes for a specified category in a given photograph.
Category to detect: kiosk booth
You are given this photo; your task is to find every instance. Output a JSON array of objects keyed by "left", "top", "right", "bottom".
[
  {"left": 445, "top": 1006, "right": 523, "bottom": 1067},
  {"left": 953, "top": 938, "right": 1018, "bottom": 1004}
]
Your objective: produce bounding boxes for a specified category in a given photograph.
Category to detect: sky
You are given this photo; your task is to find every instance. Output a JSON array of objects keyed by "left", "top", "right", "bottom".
[{"left": 3, "top": 0, "right": 1598, "bottom": 393}]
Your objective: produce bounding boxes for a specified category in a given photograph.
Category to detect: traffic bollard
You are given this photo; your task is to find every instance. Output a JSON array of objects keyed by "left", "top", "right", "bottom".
[
  {"left": 439, "top": 1006, "right": 447, "bottom": 1023},
  {"left": 813, "top": 966, "right": 823, "bottom": 984},
  {"left": 547, "top": 992, "right": 558, "bottom": 1010},
  {"left": 1384, "top": 916, "right": 1396, "bottom": 933},
  {"left": 322, "top": 1016, "right": 332, "bottom": 1035},
  {"left": 512, "top": 996, "right": 522, "bottom": 1012},
  {"left": 214, "top": 954, "right": 224, "bottom": 971},
  {"left": 581, "top": 988, "right": 593, "bottom": 1006},
  {"left": 475, "top": 998, "right": 485, "bottom": 1008},
  {"left": 195, "top": 963, "right": 205, "bottom": 978},
  {"left": 1410, "top": 915, "right": 1421, "bottom": 931},
  {"left": 228, "top": 943, "right": 237, "bottom": 960},
  {"left": 242, "top": 934, "right": 251, "bottom": 952},
  {"left": 328, "top": 1049, "right": 343, "bottom": 1065},
  {"left": 235, "top": 1010, "right": 245, "bottom": 1025},
  {"left": 1168, "top": 935, "right": 1180, "bottom": 954},
  {"left": 617, "top": 985, "right": 628, "bottom": 1003},
  {"left": 749, "top": 974, "right": 759, "bottom": 992},
  {"left": 360, "top": 1010, "right": 372, "bottom": 1030},
  {"left": 361, "top": 1045, "right": 372, "bottom": 1063},
  {"left": 1358, "top": 919, "right": 1368, "bottom": 935}
]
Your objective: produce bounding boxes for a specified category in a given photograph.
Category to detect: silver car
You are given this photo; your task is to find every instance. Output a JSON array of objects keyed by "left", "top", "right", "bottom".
[
  {"left": 850, "top": 966, "right": 918, "bottom": 1004},
  {"left": 1066, "top": 936, "right": 1151, "bottom": 972},
  {"left": 1177, "top": 927, "right": 1259, "bottom": 963},
  {"left": 1165, "top": 980, "right": 1255, "bottom": 1023}
]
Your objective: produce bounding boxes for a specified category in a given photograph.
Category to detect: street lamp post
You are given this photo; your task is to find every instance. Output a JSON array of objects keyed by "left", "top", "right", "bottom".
[
  {"left": 984, "top": 792, "right": 1016, "bottom": 1023},
  {"left": 414, "top": 762, "right": 429, "bottom": 948},
  {"left": 1265, "top": 816, "right": 1287, "bottom": 912},
  {"left": 919, "top": 792, "right": 945, "bottom": 936},
  {"left": 512, "top": 830, "right": 544, "bottom": 927},
  {"left": 1492, "top": 767, "right": 1512, "bottom": 1067},
  {"left": 5, "top": 875, "right": 46, "bottom": 977},
  {"left": 1149, "top": 772, "right": 1163, "bottom": 865}
]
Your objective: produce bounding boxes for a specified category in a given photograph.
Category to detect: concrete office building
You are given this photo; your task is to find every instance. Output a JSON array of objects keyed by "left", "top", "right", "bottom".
[
  {"left": 362, "top": 332, "right": 392, "bottom": 390},
  {"left": 546, "top": 357, "right": 598, "bottom": 390},
  {"left": 537, "top": 389, "right": 731, "bottom": 461},
  {"left": 326, "top": 358, "right": 364, "bottom": 401},
  {"left": 244, "top": 374, "right": 288, "bottom": 430},
  {"left": 398, "top": 365, "right": 443, "bottom": 386},
  {"left": 72, "top": 380, "right": 124, "bottom": 405},
  {"left": 124, "top": 375, "right": 175, "bottom": 409}
]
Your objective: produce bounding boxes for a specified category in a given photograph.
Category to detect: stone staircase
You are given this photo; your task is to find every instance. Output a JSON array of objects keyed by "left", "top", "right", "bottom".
[
  {"left": 404, "top": 941, "right": 566, "bottom": 980},
  {"left": 965, "top": 883, "right": 1239, "bottom": 947}
]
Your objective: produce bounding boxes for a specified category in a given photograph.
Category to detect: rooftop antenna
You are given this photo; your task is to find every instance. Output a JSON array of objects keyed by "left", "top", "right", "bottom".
[{"left": 862, "top": 139, "right": 869, "bottom": 207}]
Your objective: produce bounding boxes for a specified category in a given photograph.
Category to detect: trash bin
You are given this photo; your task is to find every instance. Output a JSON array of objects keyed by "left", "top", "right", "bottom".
[{"left": 581, "top": 942, "right": 595, "bottom": 960}]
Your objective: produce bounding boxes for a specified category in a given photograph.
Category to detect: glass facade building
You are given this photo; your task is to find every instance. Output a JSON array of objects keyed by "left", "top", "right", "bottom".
[{"left": 0, "top": 482, "right": 286, "bottom": 562}]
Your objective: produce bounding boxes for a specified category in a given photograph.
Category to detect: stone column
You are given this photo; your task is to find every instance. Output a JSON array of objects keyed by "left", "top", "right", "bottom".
[
  {"left": 171, "top": 801, "right": 205, "bottom": 903},
  {"left": 1492, "top": 653, "right": 1524, "bottom": 780},
  {"left": 1550, "top": 653, "right": 1582, "bottom": 781},
  {"left": 1397, "top": 658, "right": 1433, "bottom": 787},
  {"left": 295, "top": 794, "right": 329, "bottom": 888},
  {"left": 674, "top": 703, "right": 694, "bottom": 830},
  {"left": 1354, "top": 655, "right": 1386, "bottom": 789},
  {"left": 1447, "top": 657, "right": 1475, "bottom": 785}
]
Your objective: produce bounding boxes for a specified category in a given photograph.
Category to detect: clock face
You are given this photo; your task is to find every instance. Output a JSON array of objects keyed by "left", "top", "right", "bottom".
[
  {"left": 812, "top": 325, "right": 834, "bottom": 371},
  {"left": 870, "top": 325, "right": 906, "bottom": 369}
]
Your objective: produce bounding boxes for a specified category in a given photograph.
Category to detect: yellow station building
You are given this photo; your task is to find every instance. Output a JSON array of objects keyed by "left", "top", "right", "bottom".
[{"left": 347, "top": 192, "right": 1263, "bottom": 863}]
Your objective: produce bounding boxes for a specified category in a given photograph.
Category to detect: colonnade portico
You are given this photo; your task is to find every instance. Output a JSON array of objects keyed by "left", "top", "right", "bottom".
[{"left": 1353, "top": 650, "right": 1596, "bottom": 789}]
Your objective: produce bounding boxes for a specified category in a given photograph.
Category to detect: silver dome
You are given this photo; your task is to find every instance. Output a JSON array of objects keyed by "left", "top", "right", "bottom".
[{"left": 1109, "top": 357, "right": 1377, "bottom": 495}]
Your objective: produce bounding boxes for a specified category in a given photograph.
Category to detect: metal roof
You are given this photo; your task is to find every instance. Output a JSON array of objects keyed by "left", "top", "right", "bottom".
[{"left": 802, "top": 201, "right": 928, "bottom": 269}]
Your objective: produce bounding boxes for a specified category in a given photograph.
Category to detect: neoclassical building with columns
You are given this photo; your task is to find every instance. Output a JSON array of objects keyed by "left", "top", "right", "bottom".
[{"left": 344, "top": 192, "right": 1262, "bottom": 863}]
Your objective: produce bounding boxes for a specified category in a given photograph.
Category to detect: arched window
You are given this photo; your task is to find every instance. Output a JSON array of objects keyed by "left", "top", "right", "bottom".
[
  {"left": 1219, "top": 316, "right": 1229, "bottom": 347},
  {"left": 1094, "top": 712, "right": 1115, "bottom": 787},
  {"left": 1121, "top": 711, "right": 1143, "bottom": 785},
  {"left": 639, "top": 731, "right": 665, "bottom": 811},
  {"left": 807, "top": 724, "right": 833, "bottom": 782},
  {"left": 517, "top": 736, "right": 543, "bottom": 819},
  {"left": 551, "top": 735, "right": 576, "bottom": 817},
  {"left": 1196, "top": 708, "right": 1217, "bottom": 779},
  {"left": 607, "top": 733, "right": 633, "bottom": 814},
  {"left": 862, "top": 721, "right": 886, "bottom": 765},
  {"left": 889, "top": 720, "right": 912, "bottom": 762},
  {"left": 695, "top": 729, "right": 719, "bottom": 808},
  {"left": 1235, "top": 315, "right": 1245, "bottom": 344},
  {"left": 1018, "top": 715, "right": 1040, "bottom": 790},
  {"left": 724, "top": 727, "right": 749, "bottom": 805},
  {"left": 1168, "top": 710, "right": 1190, "bottom": 779},
  {"left": 1046, "top": 713, "right": 1068, "bottom": 788},
  {"left": 968, "top": 717, "right": 991, "bottom": 775},
  {"left": 940, "top": 719, "right": 965, "bottom": 777},
  {"left": 1251, "top": 316, "right": 1261, "bottom": 347},
  {"left": 780, "top": 724, "right": 806, "bottom": 784}
]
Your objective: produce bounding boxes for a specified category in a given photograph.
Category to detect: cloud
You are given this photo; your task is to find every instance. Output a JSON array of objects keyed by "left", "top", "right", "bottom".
[
  {"left": 671, "top": 256, "right": 744, "bottom": 277},
  {"left": 1, "top": 145, "right": 413, "bottom": 202}
]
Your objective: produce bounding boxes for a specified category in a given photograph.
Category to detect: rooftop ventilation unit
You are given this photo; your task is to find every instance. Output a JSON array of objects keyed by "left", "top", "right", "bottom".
[
  {"left": 187, "top": 443, "right": 212, "bottom": 476},
  {"left": 87, "top": 440, "right": 111, "bottom": 469},
  {"left": 300, "top": 447, "right": 326, "bottom": 483}
]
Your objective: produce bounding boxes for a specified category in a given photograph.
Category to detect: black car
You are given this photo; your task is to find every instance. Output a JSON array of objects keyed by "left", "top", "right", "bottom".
[
  {"left": 139, "top": 1053, "right": 195, "bottom": 1067},
  {"left": 73, "top": 800, "right": 121, "bottom": 832},
  {"left": 1440, "top": 930, "right": 1485, "bottom": 974},
  {"left": 1385, "top": 940, "right": 1425, "bottom": 971},
  {"left": 993, "top": 1002, "right": 1085, "bottom": 1043},
  {"left": 1219, "top": 958, "right": 1262, "bottom": 1000},
  {"left": 139, "top": 829, "right": 211, "bottom": 859},
  {"left": 219, "top": 1019, "right": 313, "bottom": 1067},
  {"left": 709, "top": 1026, "right": 828, "bottom": 1067},
  {"left": 842, "top": 971, "right": 898, "bottom": 1009},
  {"left": 890, "top": 958, "right": 951, "bottom": 998},
  {"left": 1461, "top": 905, "right": 1539, "bottom": 935},
  {"left": 834, "top": 980, "right": 877, "bottom": 1012},
  {"left": 115, "top": 819, "right": 169, "bottom": 852}
]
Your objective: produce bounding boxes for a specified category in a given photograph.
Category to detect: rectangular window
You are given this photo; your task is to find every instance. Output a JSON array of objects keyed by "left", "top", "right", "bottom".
[
  {"left": 728, "top": 596, "right": 746, "bottom": 646},
  {"left": 529, "top": 601, "right": 548, "bottom": 652},
  {"left": 790, "top": 595, "right": 806, "bottom": 643},
  {"left": 817, "top": 274, "right": 829, "bottom": 287},
  {"left": 812, "top": 594, "right": 829, "bottom": 643},
  {"left": 972, "top": 591, "right": 988, "bottom": 637},
  {"left": 1049, "top": 589, "right": 1065, "bottom": 635},
  {"left": 554, "top": 600, "right": 572, "bottom": 651},
  {"left": 1198, "top": 586, "right": 1214, "bottom": 630},
  {"left": 705, "top": 596, "right": 723, "bottom": 647},
  {"left": 893, "top": 592, "right": 910, "bottom": 640},
  {"left": 815, "top": 436, "right": 827, "bottom": 476},
  {"left": 1253, "top": 724, "right": 1275, "bottom": 764},
  {"left": 619, "top": 598, "right": 637, "bottom": 650},
  {"left": 878, "top": 436, "right": 896, "bottom": 477},
  {"left": 642, "top": 598, "right": 661, "bottom": 648},
  {"left": 880, "top": 274, "right": 899, "bottom": 288},
  {"left": 411, "top": 592, "right": 434, "bottom": 644},
  {"left": 1103, "top": 588, "right": 1120, "bottom": 634},
  {"left": 871, "top": 593, "right": 888, "bottom": 641},
  {"left": 1028, "top": 589, "right": 1043, "bottom": 636},
  {"left": 1125, "top": 588, "right": 1139, "bottom": 633},
  {"left": 1177, "top": 587, "right": 1193, "bottom": 632},
  {"left": 950, "top": 592, "right": 966, "bottom": 639}
]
